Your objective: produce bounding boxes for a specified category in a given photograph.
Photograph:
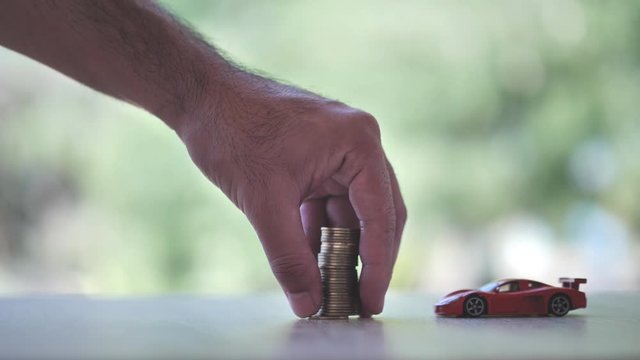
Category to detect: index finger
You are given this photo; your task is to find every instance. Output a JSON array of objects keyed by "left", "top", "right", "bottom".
[{"left": 337, "top": 149, "right": 396, "bottom": 315}]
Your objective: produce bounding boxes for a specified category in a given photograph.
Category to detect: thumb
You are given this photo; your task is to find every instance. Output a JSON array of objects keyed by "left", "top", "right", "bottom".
[{"left": 245, "top": 192, "right": 321, "bottom": 317}]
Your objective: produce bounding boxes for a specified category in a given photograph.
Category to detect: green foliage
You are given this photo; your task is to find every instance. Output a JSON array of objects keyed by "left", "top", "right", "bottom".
[{"left": 1, "top": 0, "right": 638, "bottom": 293}]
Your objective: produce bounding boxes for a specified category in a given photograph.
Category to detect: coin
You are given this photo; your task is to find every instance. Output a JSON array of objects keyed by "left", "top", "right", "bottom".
[{"left": 313, "top": 227, "right": 361, "bottom": 319}]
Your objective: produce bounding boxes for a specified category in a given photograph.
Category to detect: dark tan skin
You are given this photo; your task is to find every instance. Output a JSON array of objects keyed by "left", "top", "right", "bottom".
[{"left": 0, "top": 0, "right": 407, "bottom": 317}]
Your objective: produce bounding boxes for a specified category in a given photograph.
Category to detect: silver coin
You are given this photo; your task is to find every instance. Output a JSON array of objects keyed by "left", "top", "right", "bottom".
[
  {"left": 322, "top": 272, "right": 357, "bottom": 276},
  {"left": 320, "top": 270, "right": 358, "bottom": 275},
  {"left": 323, "top": 290, "right": 357, "bottom": 294},
  {"left": 322, "top": 306, "right": 356, "bottom": 310},
  {"left": 322, "top": 277, "right": 357, "bottom": 281},
  {"left": 321, "top": 227, "right": 360, "bottom": 232},
  {"left": 320, "top": 275, "right": 358, "bottom": 280},
  {"left": 320, "top": 275, "right": 357, "bottom": 280},
  {"left": 318, "top": 251, "right": 357, "bottom": 256},
  {"left": 323, "top": 297, "right": 357, "bottom": 302},
  {"left": 318, "top": 261, "right": 358, "bottom": 267},
  {"left": 322, "top": 282, "right": 357, "bottom": 286},
  {"left": 321, "top": 235, "right": 356, "bottom": 238},
  {"left": 318, "top": 258, "right": 357, "bottom": 263},
  {"left": 322, "top": 284, "right": 358, "bottom": 289},
  {"left": 322, "top": 284, "right": 357, "bottom": 289},
  {"left": 319, "top": 249, "right": 357, "bottom": 255},
  {"left": 318, "top": 252, "right": 358, "bottom": 258},
  {"left": 321, "top": 239, "right": 359, "bottom": 243},
  {"left": 320, "top": 310, "right": 353, "bottom": 316},
  {"left": 321, "top": 273, "right": 357, "bottom": 277},
  {"left": 321, "top": 309, "right": 355, "bottom": 315},
  {"left": 321, "top": 307, "right": 355, "bottom": 312},
  {"left": 318, "top": 253, "right": 357, "bottom": 259},
  {"left": 321, "top": 235, "right": 359, "bottom": 240},
  {"left": 318, "top": 259, "right": 357, "bottom": 264},
  {"left": 321, "top": 237, "right": 358, "bottom": 241},
  {"left": 319, "top": 246, "right": 357, "bottom": 250},
  {"left": 322, "top": 284, "right": 357, "bottom": 288},
  {"left": 320, "top": 312, "right": 353, "bottom": 316},
  {"left": 309, "top": 315, "right": 349, "bottom": 320},
  {"left": 323, "top": 303, "right": 355, "bottom": 307},
  {"left": 320, "top": 276, "right": 357, "bottom": 281},
  {"left": 323, "top": 299, "right": 357, "bottom": 304},
  {"left": 323, "top": 302, "right": 356, "bottom": 307},
  {"left": 317, "top": 227, "right": 361, "bottom": 320},
  {"left": 326, "top": 286, "right": 357, "bottom": 290},
  {"left": 321, "top": 241, "right": 358, "bottom": 245}
]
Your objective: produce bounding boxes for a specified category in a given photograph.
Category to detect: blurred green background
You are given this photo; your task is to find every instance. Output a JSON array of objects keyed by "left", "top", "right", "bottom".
[{"left": 0, "top": 0, "right": 638, "bottom": 295}]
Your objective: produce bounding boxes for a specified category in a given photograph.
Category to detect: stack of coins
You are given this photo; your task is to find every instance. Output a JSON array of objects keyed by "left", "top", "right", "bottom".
[{"left": 314, "top": 227, "right": 360, "bottom": 319}]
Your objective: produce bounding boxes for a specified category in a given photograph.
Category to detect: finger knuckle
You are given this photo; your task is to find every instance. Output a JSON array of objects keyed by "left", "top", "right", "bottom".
[
  {"left": 358, "top": 112, "right": 380, "bottom": 139},
  {"left": 351, "top": 112, "right": 381, "bottom": 140},
  {"left": 269, "top": 252, "right": 311, "bottom": 282}
]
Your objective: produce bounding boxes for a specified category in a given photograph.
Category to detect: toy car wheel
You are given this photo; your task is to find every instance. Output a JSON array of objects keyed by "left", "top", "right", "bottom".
[
  {"left": 463, "top": 295, "right": 486, "bottom": 317},
  {"left": 549, "top": 294, "right": 571, "bottom": 317}
]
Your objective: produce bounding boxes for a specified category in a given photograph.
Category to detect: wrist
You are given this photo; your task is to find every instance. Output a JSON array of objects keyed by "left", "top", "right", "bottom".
[
  {"left": 154, "top": 51, "right": 236, "bottom": 136},
  {"left": 162, "top": 64, "right": 274, "bottom": 138}
]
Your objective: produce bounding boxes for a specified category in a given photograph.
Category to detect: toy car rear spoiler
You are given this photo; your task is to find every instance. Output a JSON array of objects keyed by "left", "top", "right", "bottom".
[{"left": 559, "top": 277, "right": 587, "bottom": 290}]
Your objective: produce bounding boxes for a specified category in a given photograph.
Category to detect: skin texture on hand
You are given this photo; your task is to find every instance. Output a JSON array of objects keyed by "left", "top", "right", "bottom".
[
  {"left": 0, "top": 0, "right": 407, "bottom": 317},
  {"left": 177, "top": 77, "right": 407, "bottom": 316}
]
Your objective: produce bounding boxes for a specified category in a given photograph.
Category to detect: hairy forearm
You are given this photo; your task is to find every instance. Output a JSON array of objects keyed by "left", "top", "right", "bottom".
[{"left": 0, "top": 0, "right": 232, "bottom": 129}]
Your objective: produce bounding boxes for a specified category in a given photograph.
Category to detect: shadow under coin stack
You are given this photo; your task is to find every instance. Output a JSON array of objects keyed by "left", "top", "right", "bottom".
[{"left": 314, "top": 227, "right": 360, "bottom": 319}]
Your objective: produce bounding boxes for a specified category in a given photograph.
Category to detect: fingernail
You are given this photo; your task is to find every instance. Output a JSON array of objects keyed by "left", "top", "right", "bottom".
[{"left": 288, "top": 291, "right": 318, "bottom": 317}]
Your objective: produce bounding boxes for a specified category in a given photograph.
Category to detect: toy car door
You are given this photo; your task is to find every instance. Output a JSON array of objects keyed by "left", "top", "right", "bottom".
[{"left": 491, "top": 281, "right": 523, "bottom": 314}]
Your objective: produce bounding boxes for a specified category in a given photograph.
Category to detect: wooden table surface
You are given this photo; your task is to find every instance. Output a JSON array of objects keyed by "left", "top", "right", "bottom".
[{"left": 0, "top": 292, "right": 638, "bottom": 360}]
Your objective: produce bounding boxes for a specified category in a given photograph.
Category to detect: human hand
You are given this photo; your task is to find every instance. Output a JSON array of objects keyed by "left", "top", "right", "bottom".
[
  {"left": 175, "top": 76, "right": 406, "bottom": 317},
  {"left": 0, "top": 0, "right": 405, "bottom": 316}
]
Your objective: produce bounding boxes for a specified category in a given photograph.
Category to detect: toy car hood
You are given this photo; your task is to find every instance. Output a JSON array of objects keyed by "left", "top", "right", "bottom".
[{"left": 435, "top": 289, "right": 475, "bottom": 305}]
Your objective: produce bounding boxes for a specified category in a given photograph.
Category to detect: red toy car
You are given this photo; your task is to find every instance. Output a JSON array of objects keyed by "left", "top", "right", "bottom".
[{"left": 434, "top": 277, "right": 587, "bottom": 317}]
